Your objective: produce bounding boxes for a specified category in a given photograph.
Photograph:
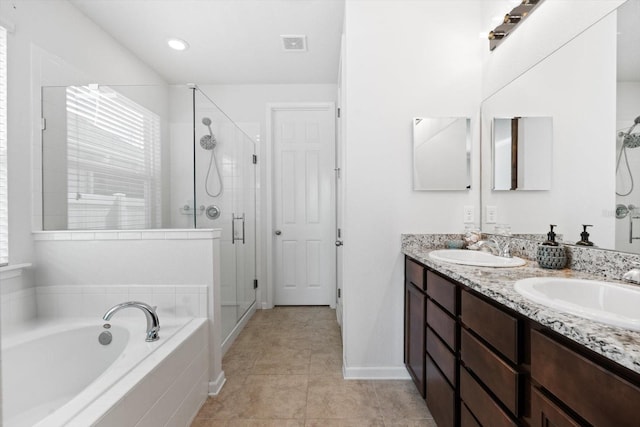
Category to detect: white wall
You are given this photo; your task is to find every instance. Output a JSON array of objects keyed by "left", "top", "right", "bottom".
[
  {"left": 342, "top": 0, "right": 482, "bottom": 377},
  {"left": 481, "top": 14, "right": 617, "bottom": 248},
  {"left": 0, "top": 0, "right": 166, "bottom": 272}
]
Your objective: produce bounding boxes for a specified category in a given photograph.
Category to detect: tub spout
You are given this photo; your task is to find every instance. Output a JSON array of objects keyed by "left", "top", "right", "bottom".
[{"left": 103, "top": 301, "right": 160, "bottom": 342}]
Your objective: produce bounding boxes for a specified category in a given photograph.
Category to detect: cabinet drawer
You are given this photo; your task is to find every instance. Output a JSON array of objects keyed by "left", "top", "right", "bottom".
[
  {"left": 406, "top": 257, "right": 425, "bottom": 291},
  {"left": 461, "top": 329, "right": 520, "bottom": 416},
  {"left": 426, "top": 270, "right": 457, "bottom": 315},
  {"left": 426, "top": 354, "right": 455, "bottom": 427},
  {"left": 461, "top": 368, "right": 517, "bottom": 427},
  {"left": 531, "top": 329, "right": 640, "bottom": 427},
  {"left": 404, "top": 282, "right": 426, "bottom": 397},
  {"left": 426, "top": 299, "right": 456, "bottom": 350},
  {"left": 426, "top": 327, "right": 456, "bottom": 386},
  {"left": 461, "top": 403, "right": 481, "bottom": 427},
  {"left": 531, "top": 387, "right": 582, "bottom": 427},
  {"left": 461, "top": 291, "right": 519, "bottom": 363}
]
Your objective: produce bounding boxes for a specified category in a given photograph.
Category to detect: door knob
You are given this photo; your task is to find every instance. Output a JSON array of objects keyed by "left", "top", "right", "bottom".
[
  {"left": 275, "top": 230, "right": 282, "bottom": 236},
  {"left": 335, "top": 240, "right": 343, "bottom": 247}
]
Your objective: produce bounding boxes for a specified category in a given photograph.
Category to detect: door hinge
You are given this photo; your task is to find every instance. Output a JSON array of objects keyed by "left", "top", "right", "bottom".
[
  {"left": 338, "top": 288, "right": 341, "bottom": 298},
  {"left": 252, "top": 154, "right": 257, "bottom": 164},
  {"left": 337, "top": 107, "right": 341, "bottom": 118},
  {"left": 41, "top": 118, "right": 47, "bottom": 131},
  {"left": 334, "top": 167, "right": 341, "bottom": 179},
  {"left": 338, "top": 228, "right": 342, "bottom": 238},
  {"left": 253, "top": 279, "right": 258, "bottom": 289}
]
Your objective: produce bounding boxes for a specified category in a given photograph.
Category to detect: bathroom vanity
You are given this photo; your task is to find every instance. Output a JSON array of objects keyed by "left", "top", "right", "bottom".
[{"left": 403, "top": 249, "right": 640, "bottom": 427}]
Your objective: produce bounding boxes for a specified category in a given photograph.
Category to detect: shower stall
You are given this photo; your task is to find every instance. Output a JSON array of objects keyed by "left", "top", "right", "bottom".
[{"left": 40, "top": 83, "right": 257, "bottom": 343}]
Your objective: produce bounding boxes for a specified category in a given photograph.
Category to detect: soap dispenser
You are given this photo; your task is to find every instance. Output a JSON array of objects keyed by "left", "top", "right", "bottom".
[
  {"left": 542, "top": 224, "right": 559, "bottom": 246},
  {"left": 537, "top": 224, "right": 567, "bottom": 269},
  {"left": 576, "top": 225, "right": 594, "bottom": 246}
]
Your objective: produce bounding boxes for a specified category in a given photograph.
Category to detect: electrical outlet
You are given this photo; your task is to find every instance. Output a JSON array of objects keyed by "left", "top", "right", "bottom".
[
  {"left": 463, "top": 205, "right": 475, "bottom": 223},
  {"left": 486, "top": 205, "right": 497, "bottom": 224}
]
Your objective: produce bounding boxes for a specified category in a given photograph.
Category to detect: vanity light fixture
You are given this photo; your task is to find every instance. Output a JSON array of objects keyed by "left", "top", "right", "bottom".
[
  {"left": 167, "top": 38, "right": 189, "bottom": 51},
  {"left": 488, "top": 0, "right": 545, "bottom": 50}
]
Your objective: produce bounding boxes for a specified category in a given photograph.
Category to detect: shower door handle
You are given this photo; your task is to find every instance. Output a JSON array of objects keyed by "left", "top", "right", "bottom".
[
  {"left": 232, "top": 213, "right": 245, "bottom": 244},
  {"left": 232, "top": 213, "right": 236, "bottom": 244}
]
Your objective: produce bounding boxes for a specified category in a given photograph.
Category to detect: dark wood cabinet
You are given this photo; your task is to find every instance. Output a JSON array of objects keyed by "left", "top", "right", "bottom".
[
  {"left": 531, "top": 329, "right": 640, "bottom": 427},
  {"left": 530, "top": 387, "right": 582, "bottom": 427},
  {"left": 404, "top": 255, "right": 640, "bottom": 427},
  {"left": 404, "top": 258, "right": 426, "bottom": 397}
]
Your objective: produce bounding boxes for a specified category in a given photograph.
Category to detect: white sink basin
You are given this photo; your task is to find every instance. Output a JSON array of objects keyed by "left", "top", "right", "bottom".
[
  {"left": 428, "top": 249, "right": 526, "bottom": 268},
  {"left": 514, "top": 277, "right": 640, "bottom": 331}
]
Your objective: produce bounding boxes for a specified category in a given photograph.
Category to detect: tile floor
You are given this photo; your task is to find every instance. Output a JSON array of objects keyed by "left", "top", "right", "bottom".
[{"left": 192, "top": 306, "right": 436, "bottom": 427}]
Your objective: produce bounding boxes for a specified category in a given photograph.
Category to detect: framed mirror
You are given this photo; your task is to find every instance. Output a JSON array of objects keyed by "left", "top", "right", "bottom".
[
  {"left": 413, "top": 117, "right": 471, "bottom": 191},
  {"left": 492, "top": 117, "right": 553, "bottom": 191}
]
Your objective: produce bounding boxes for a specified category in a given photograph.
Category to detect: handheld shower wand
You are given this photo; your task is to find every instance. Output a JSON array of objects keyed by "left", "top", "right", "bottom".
[
  {"left": 616, "top": 114, "right": 640, "bottom": 196},
  {"left": 200, "top": 117, "right": 217, "bottom": 150},
  {"left": 199, "top": 117, "right": 223, "bottom": 197}
]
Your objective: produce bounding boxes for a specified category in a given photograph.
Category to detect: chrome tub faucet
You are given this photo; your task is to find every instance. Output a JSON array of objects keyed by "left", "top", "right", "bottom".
[{"left": 103, "top": 301, "right": 160, "bottom": 342}]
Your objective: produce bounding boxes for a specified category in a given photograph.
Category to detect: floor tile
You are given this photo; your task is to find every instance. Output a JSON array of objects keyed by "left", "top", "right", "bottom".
[
  {"left": 192, "top": 307, "right": 429, "bottom": 427},
  {"left": 306, "top": 377, "right": 380, "bottom": 419},
  {"left": 373, "top": 380, "right": 433, "bottom": 420}
]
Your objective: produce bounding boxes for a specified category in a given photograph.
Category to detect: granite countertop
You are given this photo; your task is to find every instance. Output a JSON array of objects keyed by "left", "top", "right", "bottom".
[{"left": 403, "top": 247, "right": 640, "bottom": 376}]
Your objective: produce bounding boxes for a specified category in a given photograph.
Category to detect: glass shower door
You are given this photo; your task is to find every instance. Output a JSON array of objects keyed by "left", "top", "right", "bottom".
[{"left": 193, "top": 88, "right": 256, "bottom": 341}]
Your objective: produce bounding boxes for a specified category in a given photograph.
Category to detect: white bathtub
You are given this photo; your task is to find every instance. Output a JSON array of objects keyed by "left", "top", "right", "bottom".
[{"left": 2, "top": 316, "right": 208, "bottom": 427}]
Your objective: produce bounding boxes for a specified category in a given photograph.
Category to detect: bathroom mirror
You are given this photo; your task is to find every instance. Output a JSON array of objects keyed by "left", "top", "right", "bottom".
[
  {"left": 481, "top": 0, "right": 640, "bottom": 254},
  {"left": 413, "top": 117, "right": 471, "bottom": 191},
  {"left": 492, "top": 117, "right": 553, "bottom": 191}
]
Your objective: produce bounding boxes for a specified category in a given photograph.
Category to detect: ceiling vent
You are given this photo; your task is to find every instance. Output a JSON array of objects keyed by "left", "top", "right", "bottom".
[{"left": 281, "top": 35, "right": 307, "bottom": 52}]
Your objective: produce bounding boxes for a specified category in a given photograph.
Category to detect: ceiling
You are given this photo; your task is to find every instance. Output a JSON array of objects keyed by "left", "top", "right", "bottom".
[{"left": 70, "top": 0, "right": 345, "bottom": 85}]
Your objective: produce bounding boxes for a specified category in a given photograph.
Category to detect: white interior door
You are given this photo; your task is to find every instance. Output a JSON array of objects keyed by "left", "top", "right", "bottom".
[{"left": 272, "top": 105, "right": 335, "bottom": 306}]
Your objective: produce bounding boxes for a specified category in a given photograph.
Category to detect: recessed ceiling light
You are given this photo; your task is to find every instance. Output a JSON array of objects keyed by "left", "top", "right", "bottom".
[{"left": 167, "top": 38, "right": 189, "bottom": 51}]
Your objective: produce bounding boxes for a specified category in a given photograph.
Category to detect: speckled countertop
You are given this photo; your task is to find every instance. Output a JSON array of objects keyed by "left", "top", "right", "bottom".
[{"left": 403, "top": 247, "right": 640, "bottom": 376}]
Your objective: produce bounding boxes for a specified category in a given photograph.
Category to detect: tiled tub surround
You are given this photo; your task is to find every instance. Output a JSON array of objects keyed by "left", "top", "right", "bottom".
[
  {"left": 401, "top": 234, "right": 640, "bottom": 375},
  {"left": 2, "top": 317, "right": 208, "bottom": 427}
]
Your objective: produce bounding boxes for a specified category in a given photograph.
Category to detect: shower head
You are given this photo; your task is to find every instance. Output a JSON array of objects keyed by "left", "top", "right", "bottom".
[
  {"left": 624, "top": 133, "right": 640, "bottom": 149},
  {"left": 200, "top": 134, "right": 217, "bottom": 150},
  {"left": 202, "top": 117, "right": 212, "bottom": 126}
]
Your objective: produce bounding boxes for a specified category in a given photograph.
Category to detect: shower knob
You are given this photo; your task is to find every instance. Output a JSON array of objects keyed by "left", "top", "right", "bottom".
[{"left": 275, "top": 230, "right": 282, "bottom": 236}]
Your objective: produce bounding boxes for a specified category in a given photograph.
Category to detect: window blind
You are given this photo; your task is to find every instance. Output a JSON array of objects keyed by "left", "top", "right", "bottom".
[
  {"left": 0, "top": 26, "right": 8, "bottom": 265},
  {"left": 66, "top": 86, "right": 161, "bottom": 230}
]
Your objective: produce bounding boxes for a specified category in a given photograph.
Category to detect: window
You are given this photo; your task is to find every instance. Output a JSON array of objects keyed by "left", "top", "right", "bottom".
[
  {"left": 65, "top": 85, "right": 161, "bottom": 229},
  {"left": 0, "top": 25, "right": 8, "bottom": 265}
]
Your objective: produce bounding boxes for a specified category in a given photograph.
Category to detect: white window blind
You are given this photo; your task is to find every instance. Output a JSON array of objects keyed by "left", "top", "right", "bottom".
[
  {"left": 0, "top": 26, "right": 8, "bottom": 265},
  {"left": 66, "top": 86, "right": 161, "bottom": 229}
]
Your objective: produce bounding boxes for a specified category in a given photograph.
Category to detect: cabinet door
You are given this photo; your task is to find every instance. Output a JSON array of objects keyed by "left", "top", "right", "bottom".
[
  {"left": 531, "top": 387, "right": 582, "bottom": 427},
  {"left": 405, "top": 281, "right": 426, "bottom": 397}
]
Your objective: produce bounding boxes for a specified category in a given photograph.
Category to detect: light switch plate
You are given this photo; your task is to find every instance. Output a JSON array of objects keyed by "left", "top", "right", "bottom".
[
  {"left": 486, "top": 205, "right": 497, "bottom": 224},
  {"left": 463, "top": 205, "right": 475, "bottom": 223}
]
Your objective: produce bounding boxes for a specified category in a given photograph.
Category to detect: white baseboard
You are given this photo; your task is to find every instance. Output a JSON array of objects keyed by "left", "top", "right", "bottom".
[
  {"left": 221, "top": 301, "right": 257, "bottom": 356},
  {"left": 261, "top": 301, "right": 272, "bottom": 309},
  {"left": 208, "top": 371, "right": 226, "bottom": 396},
  {"left": 342, "top": 361, "right": 411, "bottom": 380}
]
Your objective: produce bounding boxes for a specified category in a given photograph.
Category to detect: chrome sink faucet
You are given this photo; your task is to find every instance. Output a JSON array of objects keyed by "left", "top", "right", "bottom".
[
  {"left": 477, "top": 238, "right": 512, "bottom": 258},
  {"left": 103, "top": 301, "right": 160, "bottom": 342},
  {"left": 623, "top": 263, "right": 640, "bottom": 284}
]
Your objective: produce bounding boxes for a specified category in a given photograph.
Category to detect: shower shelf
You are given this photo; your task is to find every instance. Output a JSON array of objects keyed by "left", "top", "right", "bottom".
[{"left": 179, "top": 204, "right": 205, "bottom": 216}]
